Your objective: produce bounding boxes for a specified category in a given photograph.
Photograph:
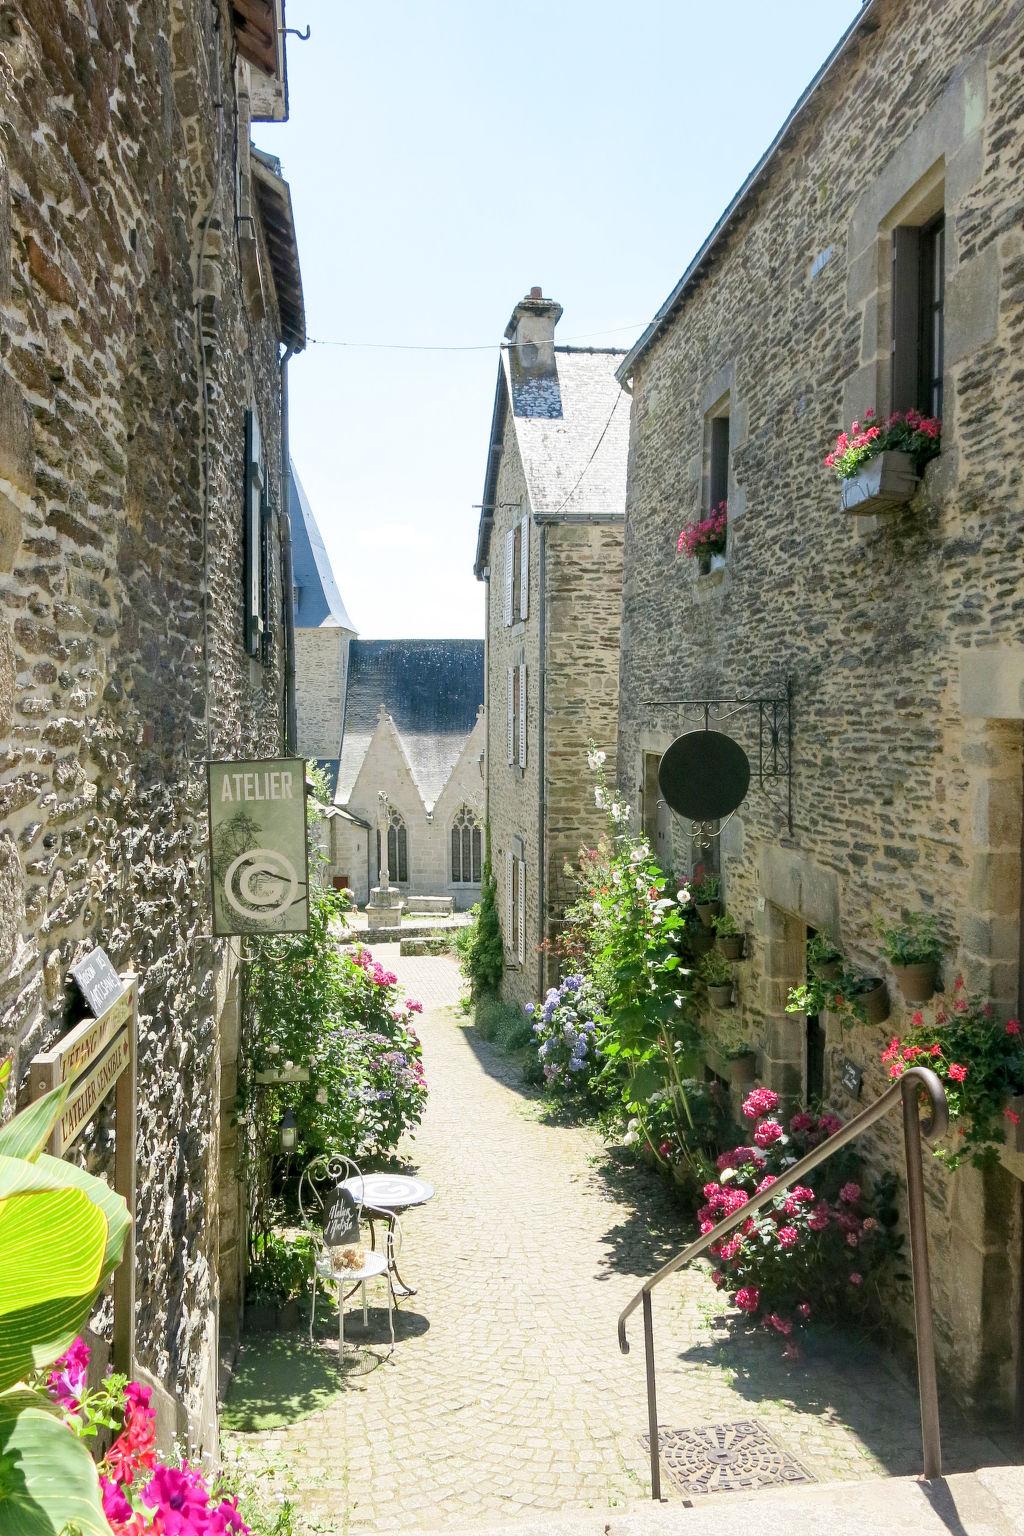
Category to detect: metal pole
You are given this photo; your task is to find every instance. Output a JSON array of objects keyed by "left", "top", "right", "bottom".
[
  {"left": 901, "top": 1078, "right": 942, "bottom": 1480},
  {"left": 642, "top": 1290, "right": 663, "bottom": 1501}
]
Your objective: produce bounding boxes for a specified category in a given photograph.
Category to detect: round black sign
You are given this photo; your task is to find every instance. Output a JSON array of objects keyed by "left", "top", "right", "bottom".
[{"left": 658, "top": 730, "right": 751, "bottom": 820}]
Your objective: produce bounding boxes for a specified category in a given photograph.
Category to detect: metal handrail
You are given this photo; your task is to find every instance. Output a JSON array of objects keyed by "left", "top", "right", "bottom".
[{"left": 618, "top": 1067, "right": 949, "bottom": 1500}]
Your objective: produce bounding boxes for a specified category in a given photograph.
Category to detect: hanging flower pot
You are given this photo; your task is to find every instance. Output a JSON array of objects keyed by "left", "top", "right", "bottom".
[
  {"left": 839, "top": 451, "right": 918, "bottom": 514},
  {"left": 689, "top": 925, "right": 715, "bottom": 956},
  {"left": 716, "top": 932, "right": 745, "bottom": 961},
  {"left": 814, "top": 956, "right": 842, "bottom": 981},
  {"left": 853, "top": 977, "right": 890, "bottom": 1026},
  {"left": 707, "top": 983, "right": 734, "bottom": 1009},
  {"left": 892, "top": 960, "right": 938, "bottom": 1005}
]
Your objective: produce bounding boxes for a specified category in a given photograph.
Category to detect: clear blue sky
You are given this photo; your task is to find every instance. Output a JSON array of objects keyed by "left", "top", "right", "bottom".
[{"left": 255, "top": 0, "right": 862, "bottom": 639}]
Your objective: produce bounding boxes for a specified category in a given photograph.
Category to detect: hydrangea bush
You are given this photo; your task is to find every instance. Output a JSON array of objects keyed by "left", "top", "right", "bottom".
[
  {"left": 880, "top": 974, "right": 1024, "bottom": 1169},
  {"left": 44, "top": 1338, "right": 251, "bottom": 1535},
  {"left": 699, "top": 1088, "right": 902, "bottom": 1355},
  {"left": 526, "top": 974, "right": 603, "bottom": 1091}
]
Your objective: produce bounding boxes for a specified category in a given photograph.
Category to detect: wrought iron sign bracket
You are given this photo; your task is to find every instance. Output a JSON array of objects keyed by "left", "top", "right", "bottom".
[{"left": 645, "top": 679, "right": 793, "bottom": 836}]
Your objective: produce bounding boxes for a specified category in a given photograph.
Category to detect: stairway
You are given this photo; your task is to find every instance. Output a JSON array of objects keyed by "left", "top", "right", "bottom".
[{"left": 393, "top": 1468, "right": 1024, "bottom": 1536}]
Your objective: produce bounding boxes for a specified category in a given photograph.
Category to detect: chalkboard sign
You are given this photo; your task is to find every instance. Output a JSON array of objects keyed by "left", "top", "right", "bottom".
[
  {"left": 69, "top": 947, "right": 126, "bottom": 1017},
  {"left": 840, "top": 1058, "right": 863, "bottom": 1098},
  {"left": 322, "top": 1186, "right": 360, "bottom": 1247}
]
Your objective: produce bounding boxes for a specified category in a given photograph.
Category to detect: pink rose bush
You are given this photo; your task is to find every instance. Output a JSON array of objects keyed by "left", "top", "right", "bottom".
[
  {"left": 676, "top": 501, "right": 727, "bottom": 562},
  {"left": 824, "top": 408, "right": 941, "bottom": 480},
  {"left": 698, "top": 1089, "right": 901, "bottom": 1354},
  {"left": 880, "top": 974, "right": 1024, "bottom": 1169},
  {"left": 46, "top": 1339, "right": 252, "bottom": 1535}
]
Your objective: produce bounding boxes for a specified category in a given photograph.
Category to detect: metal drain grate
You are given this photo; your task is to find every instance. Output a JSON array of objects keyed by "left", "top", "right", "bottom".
[{"left": 642, "top": 1419, "right": 814, "bottom": 1496}]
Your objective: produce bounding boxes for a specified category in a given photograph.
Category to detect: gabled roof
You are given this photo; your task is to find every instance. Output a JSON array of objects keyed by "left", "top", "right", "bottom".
[
  {"left": 335, "top": 639, "right": 484, "bottom": 812},
  {"left": 474, "top": 345, "right": 630, "bottom": 578},
  {"left": 288, "top": 463, "right": 354, "bottom": 630}
]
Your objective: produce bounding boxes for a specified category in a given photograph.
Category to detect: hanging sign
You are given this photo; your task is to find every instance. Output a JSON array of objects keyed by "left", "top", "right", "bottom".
[
  {"left": 840, "top": 1058, "right": 863, "bottom": 1098},
  {"left": 69, "top": 946, "right": 126, "bottom": 1016},
  {"left": 207, "top": 757, "right": 309, "bottom": 936},
  {"left": 658, "top": 729, "right": 752, "bottom": 821}
]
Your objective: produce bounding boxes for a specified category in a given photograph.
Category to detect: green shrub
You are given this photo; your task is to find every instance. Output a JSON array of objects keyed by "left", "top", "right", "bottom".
[
  {"left": 455, "top": 860, "right": 503, "bottom": 997},
  {"left": 474, "top": 995, "right": 533, "bottom": 1054},
  {"left": 246, "top": 1232, "right": 316, "bottom": 1305}
]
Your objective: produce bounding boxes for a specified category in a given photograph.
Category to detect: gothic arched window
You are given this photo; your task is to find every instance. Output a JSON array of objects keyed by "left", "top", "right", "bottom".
[
  {"left": 451, "top": 806, "right": 482, "bottom": 884},
  {"left": 376, "top": 805, "right": 409, "bottom": 883}
]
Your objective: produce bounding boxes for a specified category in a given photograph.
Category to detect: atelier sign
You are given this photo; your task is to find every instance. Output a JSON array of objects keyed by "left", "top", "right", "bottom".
[
  {"left": 69, "top": 945, "right": 126, "bottom": 1016},
  {"left": 55, "top": 1031, "right": 132, "bottom": 1155},
  {"left": 207, "top": 757, "right": 309, "bottom": 937}
]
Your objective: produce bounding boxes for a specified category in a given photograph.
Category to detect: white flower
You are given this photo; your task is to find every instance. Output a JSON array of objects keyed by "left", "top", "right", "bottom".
[
  {"left": 587, "top": 748, "right": 607, "bottom": 771},
  {"left": 594, "top": 786, "right": 608, "bottom": 809},
  {"left": 316, "top": 1088, "right": 328, "bottom": 1105},
  {"left": 610, "top": 801, "right": 629, "bottom": 825},
  {"left": 677, "top": 887, "right": 692, "bottom": 905},
  {"left": 622, "top": 1130, "right": 639, "bottom": 1146}
]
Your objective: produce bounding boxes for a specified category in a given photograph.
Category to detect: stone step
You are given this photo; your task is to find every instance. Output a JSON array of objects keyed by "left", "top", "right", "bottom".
[{"left": 390, "top": 1468, "right": 1024, "bottom": 1536}]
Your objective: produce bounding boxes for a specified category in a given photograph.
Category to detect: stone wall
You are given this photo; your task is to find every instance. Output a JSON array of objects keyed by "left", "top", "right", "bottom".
[
  {"left": 618, "top": 0, "right": 1024, "bottom": 1409},
  {"left": 295, "top": 624, "right": 350, "bottom": 759},
  {"left": 0, "top": 1, "right": 294, "bottom": 1452}
]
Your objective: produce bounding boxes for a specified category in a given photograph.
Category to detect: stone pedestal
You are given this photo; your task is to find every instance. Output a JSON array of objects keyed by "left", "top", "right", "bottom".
[{"left": 366, "top": 886, "right": 404, "bottom": 932}]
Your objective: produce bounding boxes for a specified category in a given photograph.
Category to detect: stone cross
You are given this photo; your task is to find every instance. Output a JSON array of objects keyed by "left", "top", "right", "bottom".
[{"left": 377, "top": 790, "right": 391, "bottom": 890}]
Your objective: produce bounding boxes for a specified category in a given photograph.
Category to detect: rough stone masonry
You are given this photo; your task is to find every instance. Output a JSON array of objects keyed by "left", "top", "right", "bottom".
[{"left": 0, "top": 0, "right": 300, "bottom": 1453}]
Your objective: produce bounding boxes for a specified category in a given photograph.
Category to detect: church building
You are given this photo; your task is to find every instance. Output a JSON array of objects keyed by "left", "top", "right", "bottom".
[{"left": 290, "top": 468, "right": 485, "bottom": 908}]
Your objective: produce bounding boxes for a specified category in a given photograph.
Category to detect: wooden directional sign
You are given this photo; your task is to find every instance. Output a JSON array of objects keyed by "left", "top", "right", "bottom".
[
  {"left": 31, "top": 974, "right": 138, "bottom": 1372},
  {"left": 69, "top": 946, "right": 126, "bottom": 1017}
]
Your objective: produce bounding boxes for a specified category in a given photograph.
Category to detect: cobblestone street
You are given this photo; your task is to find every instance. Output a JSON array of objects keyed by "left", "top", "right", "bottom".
[{"left": 223, "top": 951, "right": 1011, "bottom": 1533}]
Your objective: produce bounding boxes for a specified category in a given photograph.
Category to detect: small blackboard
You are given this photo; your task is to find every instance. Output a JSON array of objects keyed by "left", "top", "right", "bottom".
[
  {"left": 69, "top": 947, "right": 126, "bottom": 1017},
  {"left": 322, "top": 1187, "right": 360, "bottom": 1247},
  {"left": 840, "top": 1058, "right": 863, "bottom": 1098}
]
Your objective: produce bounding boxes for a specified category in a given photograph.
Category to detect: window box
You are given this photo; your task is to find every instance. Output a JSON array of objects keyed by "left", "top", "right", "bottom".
[
  {"left": 705, "top": 1046, "right": 757, "bottom": 1088},
  {"left": 839, "top": 450, "right": 918, "bottom": 515}
]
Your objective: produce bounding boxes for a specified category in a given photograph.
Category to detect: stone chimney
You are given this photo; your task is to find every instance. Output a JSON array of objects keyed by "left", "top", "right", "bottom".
[{"left": 505, "top": 287, "right": 564, "bottom": 418}]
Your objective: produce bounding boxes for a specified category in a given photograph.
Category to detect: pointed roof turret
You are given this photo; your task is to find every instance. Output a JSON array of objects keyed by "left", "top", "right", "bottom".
[{"left": 288, "top": 462, "right": 355, "bottom": 631}]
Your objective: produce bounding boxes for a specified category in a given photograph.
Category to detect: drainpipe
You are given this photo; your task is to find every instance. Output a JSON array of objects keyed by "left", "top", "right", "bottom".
[
  {"left": 536, "top": 519, "right": 546, "bottom": 998},
  {"left": 279, "top": 345, "right": 297, "bottom": 754}
]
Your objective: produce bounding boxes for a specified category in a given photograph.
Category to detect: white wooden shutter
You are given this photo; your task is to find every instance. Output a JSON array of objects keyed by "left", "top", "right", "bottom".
[
  {"left": 506, "top": 666, "right": 515, "bottom": 764},
  {"left": 517, "top": 859, "right": 526, "bottom": 965},
  {"left": 503, "top": 527, "right": 515, "bottom": 626},
  {"left": 518, "top": 662, "right": 527, "bottom": 769},
  {"left": 519, "top": 514, "right": 529, "bottom": 621},
  {"left": 505, "top": 851, "right": 515, "bottom": 953}
]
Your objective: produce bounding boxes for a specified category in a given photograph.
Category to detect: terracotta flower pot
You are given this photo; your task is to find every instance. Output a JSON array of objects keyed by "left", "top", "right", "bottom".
[
  {"left": 814, "top": 957, "right": 841, "bottom": 981},
  {"left": 708, "top": 983, "right": 734, "bottom": 1009},
  {"left": 855, "top": 978, "right": 890, "bottom": 1026},
  {"left": 892, "top": 961, "right": 937, "bottom": 1005},
  {"left": 716, "top": 933, "right": 745, "bottom": 961},
  {"left": 689, "top": 925, "right": 715, "bottom": 956},
  {"left": 697, "top": 900, "right": 722, "bottom": 929}
]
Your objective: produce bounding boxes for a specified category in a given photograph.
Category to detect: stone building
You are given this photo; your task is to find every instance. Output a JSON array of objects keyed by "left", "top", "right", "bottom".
[
  {"left": 615, "top": 0, "right": 1024, "bottom": 1410},
  {"left": 474, "top": 290, "right": 629, "bottom": 1007},
  {"left": 0, "top": 2, "right": 304, "bottom": 1452},
  {"left": 291, "top": 462, "right": 357, "bottom": 761},
  {"left": 325, "top": 640, "right": 486, "bottom": 909}
]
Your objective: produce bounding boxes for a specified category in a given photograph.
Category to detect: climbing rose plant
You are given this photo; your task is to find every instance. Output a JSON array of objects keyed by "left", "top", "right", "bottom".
[
  {"left": 44, "top": 1337, "right": 251, "bottom": 1534},
  {"left": 880, "top": 974, "right": 1024, "bottom": 1170},
  {"left": 676, "top": 501, "right": 727, "bottom": 560},
  {"left": 699, "top": 1089, "right": 902, "bottom": 1356},
  {"left": 824, "top": 408, "right": 941, "bottom": 479}
]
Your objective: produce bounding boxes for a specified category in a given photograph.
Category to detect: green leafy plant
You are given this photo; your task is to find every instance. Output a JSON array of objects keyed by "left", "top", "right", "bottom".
[
  {"left": 0, "top": 1055, "right": 131, "bottom": 1534},
  {"left": 881, "top": 977, "right": 1024, "bottom": 1169},
  {"left": 693, "top": 873, "right": 721, "bottom": 905},
  {"left": 711, "top": 911, "right": 740, "bottom": 936},
  {"left": 807, "top": 930, "right": 841, "bottom": 968},
  {"left": 247, "top": 1232, "right": 315, "bottom": 1306},
  {"left": 824, "top": 408, "right": 941, "bottom": 479},
  {"left": 699, "top": 949, "right": 733, "bottom": 987},
  {"left": 453, "top": 858, "right": 503, "bottom": 998},
  {"left": 876, "top": 911, "right": 942, "bottom": 967}
]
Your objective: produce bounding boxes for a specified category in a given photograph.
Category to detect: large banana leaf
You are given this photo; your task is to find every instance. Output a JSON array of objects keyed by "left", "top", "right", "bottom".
[
  {"left": 33, "top": 1152, "right": 130, "bottom": 1279},
  {"left": 0, "top": 1184, "right": 108, "bottom": 1391},
  {"left": 0, "top": 1082, "right": 68, "bottom": 1163},
  {"left": 0, "top": 1389, "right": 110, "bottom": 1536}
]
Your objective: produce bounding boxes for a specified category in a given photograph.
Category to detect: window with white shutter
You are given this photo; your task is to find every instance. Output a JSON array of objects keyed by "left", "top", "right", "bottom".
[
  {"left": 517, "top": 859, "right": 526, "bottom": 965},
  {"left": 503, "top": 527, "right": 515, "bottom": 626},
  {"left": 519, "top": 514, "right": 529, "bottom": 621},
  {"left": 506, "top": 666, "right": 515, "bottom": 765},
  {"left": 517, "top": 662, "right": 527, "bottom": 769},
  {"left": 505, "top": 851, "right": 516, "bottom": 954},
  {"left": 244, "top": 409, "right": 266, "bottom": 658}
]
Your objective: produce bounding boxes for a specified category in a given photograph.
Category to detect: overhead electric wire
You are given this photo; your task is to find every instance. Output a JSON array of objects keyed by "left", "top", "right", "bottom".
[{"left": 305, "top": 322, "right": 644, "bottom": 352}]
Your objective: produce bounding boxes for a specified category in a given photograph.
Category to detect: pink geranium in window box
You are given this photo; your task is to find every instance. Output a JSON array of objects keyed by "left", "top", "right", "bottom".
[{"left": 677, "top": 501, "right": 727, "bottom": 572}]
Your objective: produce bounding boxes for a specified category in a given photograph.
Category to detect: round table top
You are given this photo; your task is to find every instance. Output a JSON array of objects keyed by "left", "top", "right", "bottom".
[{"left": 340, "top": 1173, "right": 435, "bottom": 1211}]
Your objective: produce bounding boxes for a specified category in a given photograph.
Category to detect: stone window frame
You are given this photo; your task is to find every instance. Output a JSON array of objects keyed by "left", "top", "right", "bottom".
[
  {"left": 692, "top": 361, "right": 747, "bottom": 590},
  {"left": 450, "top": 805, "right": 483, "bottom": 885},
  {"left": 376, "top": 804, "right": 409, "bottom": 884}
]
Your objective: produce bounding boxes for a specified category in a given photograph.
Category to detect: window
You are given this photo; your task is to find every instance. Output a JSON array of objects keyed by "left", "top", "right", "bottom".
[
  {"left": 506, "top": 850, "right": 526, "bottom": 962},
  {"left": 506, "top": 662, "right": 527, "bottom": 768},
  {"left": 243, "top": 409, "right": 266, "bottom": 658},
  {"left": 709, "top": 411, "right": 730, "bottom": 510},
  {"left": 376, "top": 805, "right": 408, "bottom": 883},
  {"left": 892, "top": 211, "right": 945, "bottom": 418},
  {"left": 503, "top": 515, "right": 529, "bottom": 625},
  {"left": 451, "top": 806, "right": 482, "bottom": 884}
]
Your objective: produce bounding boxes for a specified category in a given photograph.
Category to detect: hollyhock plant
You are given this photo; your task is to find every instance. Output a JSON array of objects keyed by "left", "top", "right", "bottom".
[
  {"left": 677, "top": 501, "right": 728, "bottom": 562},
  {"left": 880, "top": 978, "right": 1024, "bottom": 1169},
  {"left": 824, "top": 408, "right": 941, "bottom": 480},
  {"left": 698, "top": 1101, "right": 901, "bottom": 1353}
]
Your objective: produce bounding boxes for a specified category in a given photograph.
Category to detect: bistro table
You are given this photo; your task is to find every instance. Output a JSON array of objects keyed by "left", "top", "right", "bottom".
[{"left": 339, "top": 1173, "right": 434, "bottom": 1298}]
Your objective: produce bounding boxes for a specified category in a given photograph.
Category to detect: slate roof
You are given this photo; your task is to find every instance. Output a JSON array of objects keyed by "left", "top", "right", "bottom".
[
  {"left": 289, "top": 463, "right": 355, "bottom": 630},
  {"left": 335, "top": 639, "right": 484, "bottom": 812},
  {"left": 475, "top": 345, "right": 630, "bottom": 576}
]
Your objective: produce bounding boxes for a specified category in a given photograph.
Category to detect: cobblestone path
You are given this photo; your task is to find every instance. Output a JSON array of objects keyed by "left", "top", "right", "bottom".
[{"left": 223, "top": 950, "right": 1010, "bottom": 1533}]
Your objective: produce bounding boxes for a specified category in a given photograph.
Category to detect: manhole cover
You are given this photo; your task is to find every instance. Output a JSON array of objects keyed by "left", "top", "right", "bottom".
[{"left": 641, "top": 1419, "right": 814, "bottom": 1496}]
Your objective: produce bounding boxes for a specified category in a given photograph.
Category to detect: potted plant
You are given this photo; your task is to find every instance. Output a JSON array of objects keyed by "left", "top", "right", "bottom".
[
  {"left": 876, "top": 911, "right": 942, "bottom": 1005},
  {"left": 712, "top": 910, "right": 745, "bottom": 960},
  {"left": 705, "top": 1043, "right": 757, "bottom": 1087},
  {"left": 846, "top": 971, "right": 890, "bottom": 1026},
  {"left": 881, "top": 979, "right": 1024, "bottom": 1169},
  {"left": 693, "top": 872, "right": 722, "bottom": 928},
  {"left": 676, "top": 501, "right": 727, "bottom": 575},
  {"left": 808, "top": 929, "right": 842, "bottom": 981},
  {"left": 245, "top": 1232, "right": 313, "bottom": 1331},
  {"left": 825, "top": 409, "right": 941, "bottom": 514},
  {"left": 700, "top": 948, "right": 734, "bottom": 1008}
]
